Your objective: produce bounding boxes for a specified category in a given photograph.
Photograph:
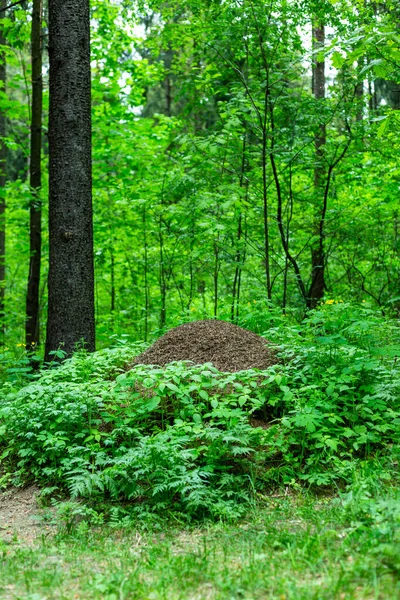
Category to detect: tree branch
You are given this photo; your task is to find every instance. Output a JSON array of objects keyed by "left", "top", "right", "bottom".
[{"left": 0, "top": 0, "right": 24, "bottom": 13}]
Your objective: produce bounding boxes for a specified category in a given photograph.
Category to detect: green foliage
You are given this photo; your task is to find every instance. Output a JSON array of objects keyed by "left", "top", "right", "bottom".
[
  {"left": 2, "top": 0, "right": 400, "bottom": 353},
  {"left": 1, "top": 306, "right": 398, "bottom": 520}
]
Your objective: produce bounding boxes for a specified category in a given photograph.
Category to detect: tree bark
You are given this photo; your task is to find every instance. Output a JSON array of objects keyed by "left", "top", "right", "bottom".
[
  {"left": 142, "top": 206, "right": 149, "bottom": 341},
  {"left": 25, "top": 0, "right": 43, "bottom": 350},
  {"left": 45, "top": 0, "right": 95, "bottom": 360},
  {"left": 262, "top": 86, "right": 272, "bottom": 300},
  {"left": 308, "top": 22, "right": 326, "bottom": 309},
  {"left": 0, "top": 2, "right": 6, "bottom": 344},
  {"left": 110, "top": 249, "right": 115, "bottom": 322},
  {"left": 159, "top": 214, "right": 166, "bottom": 329},
  {"left": 213, "top": 239, "right": 219, "bottom": 319},
  {"left": 356, "top": 61, "right": 364, "bottom": 123},
  {"left": 231, "top": 132, "right": 248, "bottom": 323}
]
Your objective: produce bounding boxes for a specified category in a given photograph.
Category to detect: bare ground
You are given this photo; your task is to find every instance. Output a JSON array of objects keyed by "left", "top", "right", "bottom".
[{"left": 0, "top": 486, "right": 55, "bottom": 545}]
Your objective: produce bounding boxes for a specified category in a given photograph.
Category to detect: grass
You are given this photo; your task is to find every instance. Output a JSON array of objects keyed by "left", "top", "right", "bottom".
[{"left": 0, "top": 491, "right": 399, "bottom": 600}]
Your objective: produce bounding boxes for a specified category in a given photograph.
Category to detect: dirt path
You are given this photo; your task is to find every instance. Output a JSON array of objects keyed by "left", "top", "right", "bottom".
[{"left": 0, "top": 486, "right": 55, "bottom": 545}]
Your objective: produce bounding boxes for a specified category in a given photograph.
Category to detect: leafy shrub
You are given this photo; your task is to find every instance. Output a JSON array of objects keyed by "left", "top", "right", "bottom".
[
  {"left": 0, "top": 305, "right": 399, "bottom": 519},
  {"left": 337, "top": 463, "right": 400, "bottom": 575}
]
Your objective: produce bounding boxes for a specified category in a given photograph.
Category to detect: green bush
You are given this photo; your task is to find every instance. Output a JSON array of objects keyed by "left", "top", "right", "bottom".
[{"left": 0, "top": 304, "right": 399, "bottom": 519}]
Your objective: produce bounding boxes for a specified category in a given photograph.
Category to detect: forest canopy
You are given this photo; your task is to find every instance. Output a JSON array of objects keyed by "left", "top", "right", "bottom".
[{"left": 0, "top": 0, "right": 399, "bottom": 356}]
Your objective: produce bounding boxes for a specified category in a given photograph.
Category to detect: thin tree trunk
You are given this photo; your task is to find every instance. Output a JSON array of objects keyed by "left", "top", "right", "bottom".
[
  {"left": 164, "top": 47, "right": 173, "bottom": 117},
  {"left": 282, "top": 256, "right": 289, "bottom": 312},
  {"left": 236, "top": 264, "right": 242, "bottom": 322},
  {"left": 356, "top": 62, "right": 364, "bottom": 123},
  {"left": 187, "top": 255, "right": 194, "bottom": 313},
  {"left": 213, "top": 239, "right": 219, "bottom": 319},
  {"left": 231, "top": 213, "right": 242, "bottom": 323},
  {"left": 25, "top": 0, "right": 43, "bottom": 350},
  {"left": 393, "top": 210, "right": 400, "bottom": 316},
  {"left": 199, "top": 280, "right": 206, "bottom": 313},
  {"left": 236, "top": 210, "right": 248, "bottom": 323},
  {"left": 187, "top": 224, "right": 194, "bottom": 313},
  {"left": 231, "top": 132, "right": 248, "bottom": 322},
  {"left": 262, "top": 86, "right": 272, "bottom": 300},
  {"left": 110, "top": 249, "right": 115, "bottom": 324},
  {"left": 283, "top": 168, "right": 295, "bottom": 312},
  {"left": 165, "top": 76, "right": 172, "bottom": 117},
  {"left": 368, "top": 79, "right": 377, "bottom": 112},
  {"left": 45, "top": 0, "right": 95, "bottom": 360},
  {"left": 143, "top": 206, "right": 149, "bottom": 341},
  {"left": 270, "top": 92, "right": 308, "bottom": 303},
  {"left": 308, "top": 22, "right": 326, "bottom": 309},
  {"left": 159, "top": 215, "right": 166, "bottom": 329},
  {"left": 0, "top": 1, "right": 6, "bottom": 344}
]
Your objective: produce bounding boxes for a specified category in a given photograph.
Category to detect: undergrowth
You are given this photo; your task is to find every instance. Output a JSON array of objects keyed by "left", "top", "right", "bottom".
[{"left": 0, "top": 303, "right": 399, "bottom": 521}]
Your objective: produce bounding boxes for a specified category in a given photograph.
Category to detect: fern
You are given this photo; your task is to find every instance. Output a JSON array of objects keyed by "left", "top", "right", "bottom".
[{"left": 0, "top": 307, "right": 399, "bottom": 520}]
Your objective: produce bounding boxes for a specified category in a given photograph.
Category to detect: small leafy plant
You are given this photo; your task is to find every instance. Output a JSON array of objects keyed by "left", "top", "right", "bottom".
[{"left": 0, "top": 304, "right": 398, "bottom": 521}]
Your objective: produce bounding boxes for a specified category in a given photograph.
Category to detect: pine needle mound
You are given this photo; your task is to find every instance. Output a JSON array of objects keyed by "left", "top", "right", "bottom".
[{"left": 132, "top": 319, "right": 278, "bottom": 372}]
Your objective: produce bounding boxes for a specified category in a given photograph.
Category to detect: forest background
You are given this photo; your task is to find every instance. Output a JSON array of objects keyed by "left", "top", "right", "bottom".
[
  {"left": 0, "top": 3, "right": 399, "bottom": 597},
  {"left": 0, "top": 0, "right": 399, "bottom": 362}
]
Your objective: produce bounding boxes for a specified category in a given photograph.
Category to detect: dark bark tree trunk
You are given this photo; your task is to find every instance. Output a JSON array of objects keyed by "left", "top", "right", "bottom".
[
  {"left": 356, "top": 62, "right": 364, "bottom": 123},
  {"left": 308, "top": 22, "right": 326, "bottom": 309},
  {"left": 0, "top": 2, "right": 6, "bottom": 344},
  {"left": 45, "top": 0, "right": 95, "bottom": 360},
  {"left": 231, "top": 132, "right": 248, "bottom": 323},
  {"left": 110, "top": 248, "right": 115, "bottom": 325},
  {"left": 231, "top": 213, "right": 242, "bottom": 323},
  {"left": 25, "top": 0, "right": 43, "bottom": 351},
  {"left": 213, "top": 239, "right": 219, "bottom": 319},
  {"left": 165, "top": 74, "right": 172, "bottom": 117},
  {"left": 262, "top": 86, "right": 272, "bottom": 300},
  {"left": 159, "top": 215, "right": 166, "bottom": 329},
  {"left": 142, "top": 206, "right": 149, "bottom": 342},
  {"left": 187, "top": 219, "right": 195, "bottom": 314}
]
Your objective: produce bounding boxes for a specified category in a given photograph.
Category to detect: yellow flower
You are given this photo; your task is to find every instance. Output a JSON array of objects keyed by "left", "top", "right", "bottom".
[
  {"left": 325, "top": 299, "right": 334, "bottom": 305},
  {"left": 17, "top": 343, "right": 25, "bottom": 347}
]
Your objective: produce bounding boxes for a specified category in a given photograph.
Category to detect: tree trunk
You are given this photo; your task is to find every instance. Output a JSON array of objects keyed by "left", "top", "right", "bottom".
[
  {"left": 159, "top": 215, "right": 166, "bottom": 329},
  {"left": 231, "top": 213, "right": 242, "bottom": 323},
  {"left": 45, "top": 0, "right": 95, "bottom": 360},
  {"left": 308, "top": 22, "right": 326, "bottom": 309},
  {"left": 110, "top": 248, "right": 115, "bottom": 330},
  {"left": 187, "top": 219, "right": 195, "bottom": 314},
  {"left": 213, "top": 239, "right": 219, "bottom": 319},
  {"left": 231, "top": 131, "right": 248, "bottom": 323},
  {"left": 142, "top": 206, "right": 149, "bottom": 341},
  {"left": 262, "top": 86, "right": 272, "bottom": 300},
  {"left": 25, "top": 0, "right": 43, "bottom": 350},
  {"left": 356, "top": 61, "right": 364, "bottom": 123},
  {"left": 0, "top": 1, "right": 6, "bottom": 344}
]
